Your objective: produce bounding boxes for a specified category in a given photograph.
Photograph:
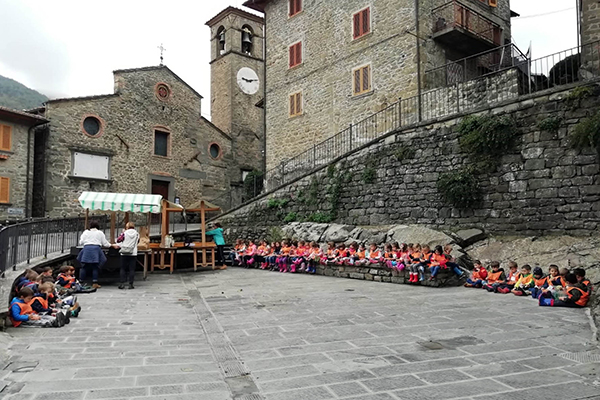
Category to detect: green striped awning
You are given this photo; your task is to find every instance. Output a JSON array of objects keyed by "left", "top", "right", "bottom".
[{"left": 78, "top": 192, "right": 163, "bottom": 214}]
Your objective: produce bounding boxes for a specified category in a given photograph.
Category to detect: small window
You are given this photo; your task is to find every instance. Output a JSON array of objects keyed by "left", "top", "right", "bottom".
[
  {"left": 353, "top": 7, "right": 371, "bottom": 39},
  {"left": 353, "top": 65, "right": 371, "bottom": 95},
  {"left": 289, "top": 42, "right": 302, "bottom": 68},
  {"left": 489, "top": 0, "right": 498, "bottom": 6},
  {"left": 154, "top": 130, "right": 170, "bottom": 157},
  {"left": 155, "top": 83, "right": 171, "bottom": 101},
  {"left": 0, "top": 124, "right": 12, "bottom": 151},
  {"left": 289, "top": 91, "right": 303, "bottom": 117},
  {"left": 209, "top": 143, "right": 221, "bottom": 159},
  {"left": 289, "top": 0, "right": 302, "bottom": 17},
  {"left": 82, "top": 116, "right": 102, "bottom": 137},
  {"left": 0, "top": 176, "right": 9, "bottom": 203}
]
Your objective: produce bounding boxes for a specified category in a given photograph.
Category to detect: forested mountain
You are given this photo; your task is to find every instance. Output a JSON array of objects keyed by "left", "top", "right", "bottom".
[{"left": 0, "top": 74, "right": 48, "bottom": 110}]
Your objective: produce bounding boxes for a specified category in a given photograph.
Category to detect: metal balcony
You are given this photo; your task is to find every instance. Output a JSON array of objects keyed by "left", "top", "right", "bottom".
[{"left": 432, "top": 0, "right": 503, "bottom": 56}]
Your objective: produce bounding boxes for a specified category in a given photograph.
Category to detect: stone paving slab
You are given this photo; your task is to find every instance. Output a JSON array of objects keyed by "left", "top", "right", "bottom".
[{"left": 0, "top": 268, "right": 598, "bottom": 400}]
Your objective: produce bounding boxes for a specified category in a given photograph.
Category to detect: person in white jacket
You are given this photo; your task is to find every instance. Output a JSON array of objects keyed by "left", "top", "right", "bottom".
[{"left": 116, "top": 222, "right": 140, "bottom": 289}]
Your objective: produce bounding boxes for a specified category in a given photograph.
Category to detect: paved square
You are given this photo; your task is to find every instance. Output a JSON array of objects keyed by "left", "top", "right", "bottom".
[{"left": 1, "top": 268, "right": 599, "bottom": 399}]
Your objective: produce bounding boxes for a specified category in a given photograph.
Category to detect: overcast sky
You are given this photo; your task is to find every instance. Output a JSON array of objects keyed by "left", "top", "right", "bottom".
[{"left": 0, "top": 0, "right": 578, "bottom": 118}]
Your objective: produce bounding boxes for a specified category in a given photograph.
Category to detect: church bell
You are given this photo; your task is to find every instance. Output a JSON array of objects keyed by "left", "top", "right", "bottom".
[{"left": 242, "top": 31, "right": 252, "bottom": 44}]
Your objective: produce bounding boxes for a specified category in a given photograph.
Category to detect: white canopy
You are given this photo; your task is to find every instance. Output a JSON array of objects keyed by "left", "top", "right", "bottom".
[{"left": 78, "top": 192, "right": 164, "bottom": 214}]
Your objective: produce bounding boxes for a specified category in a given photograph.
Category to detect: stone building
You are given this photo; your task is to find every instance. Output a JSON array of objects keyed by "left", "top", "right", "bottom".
[
  {"left": 0, "top": 107, "right": 48, "bottom": 220},
  {"left": 34, "top": 65, "right": 255, "bottom": 217},
  {"left": 206, "top": 7, "right": 266, "bottom": 176},
  {"left": 580, "top": 0, "right": 600, "bottom": 45},
  {"left": 243, "top": 0, "right": 512, "bottom": 170}
]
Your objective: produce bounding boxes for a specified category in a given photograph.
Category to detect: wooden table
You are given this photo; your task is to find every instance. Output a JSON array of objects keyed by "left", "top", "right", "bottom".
[
  {"left": 192, "top": 244, "right": 216, "bottom": 271},
  {"left": 150, "top": 247, "right": 177, "bottom": 274},
  {"left": 137, "top": 250, "right": 150, "bottom": 280}
]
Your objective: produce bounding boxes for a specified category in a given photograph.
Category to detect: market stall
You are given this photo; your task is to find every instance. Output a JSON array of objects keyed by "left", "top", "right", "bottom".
[{"left": 77, "top": 191, "right": 168, "bottom": 279}]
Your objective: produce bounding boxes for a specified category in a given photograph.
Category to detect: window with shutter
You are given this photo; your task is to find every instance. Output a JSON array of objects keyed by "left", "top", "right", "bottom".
[
  {"left": 0, "top": 177, "right": 9, "bottom": 204},
  {"left": 289, "top": 0, "right": 302, "bottom": 17},
  {"left": 289, "top": 42, "right": 302, "bottom": 68},
  {"left": 489, "top": 0, "right": 498, "bottom": 7},
  {"left": 0, "top": 124, "right": 12, "bottom": 152},
  {"left": 353, "top": 65, "right": 371, "bottom": 95},
  {"left": 289, "top": 91, "right": 303, "bottom": 117},
  {"left": 353, "top": 7, "right": 371, "bottom": 39}
]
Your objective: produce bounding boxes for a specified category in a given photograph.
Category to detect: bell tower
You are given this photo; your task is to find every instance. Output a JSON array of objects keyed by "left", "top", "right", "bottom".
[{"left": 206, "top": 7, "right": 265, "bottom": 178}]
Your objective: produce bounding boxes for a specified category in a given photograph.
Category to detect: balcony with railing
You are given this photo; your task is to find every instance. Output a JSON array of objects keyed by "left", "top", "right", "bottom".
[{"left": 432, "top": 0, "right": 503, "bottom": 55}]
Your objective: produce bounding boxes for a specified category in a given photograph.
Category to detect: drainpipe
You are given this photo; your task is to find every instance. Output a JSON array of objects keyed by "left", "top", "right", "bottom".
[
  {"left": 25, "top": 124, "right": 34, "bottom": 218},
  {"left": 262, "top": 15, "right": 268, "bottom": 176},
  {"left": 415, "top": 0, "right": 422, "bottom": 122}
]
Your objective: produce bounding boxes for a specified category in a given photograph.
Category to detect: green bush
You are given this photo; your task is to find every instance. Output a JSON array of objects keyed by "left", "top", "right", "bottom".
[
  {"left": 267, "top": 198, "right": 290, "bottom": 209},
  {"left": 537, "top": 116, "right": 562, "bottom": 133},
  {"left": 306, "top": 212, "right": 334, "bottom": 223},
  {"left": 327, "top": 164, "right": 336, "bottom": 179},
  {"left": 571, "top": 110, "right": 600, "bottom": 153},
  {"left": 283, "top": 212, "right": 297, "bottom": 223},
  {"left": 437, "top": 169, "right": 482, "bottom": 209},
  {"left": 457, "top": 115, "right": 517, "bottom": 173},
  {"left": 362, "top": 167, "right": 376, "bottom": 184},
  {"left": 395, "top": 144, "right": 415, "bottom": 161}
]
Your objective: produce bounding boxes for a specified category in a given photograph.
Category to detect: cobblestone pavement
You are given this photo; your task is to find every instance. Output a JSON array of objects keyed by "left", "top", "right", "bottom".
[{"left": 2, "top": 268, "right": 600, "bottom": 400}]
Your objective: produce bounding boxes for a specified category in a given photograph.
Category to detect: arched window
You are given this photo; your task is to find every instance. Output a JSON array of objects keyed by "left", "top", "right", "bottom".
[
  {"left": 217, "top": 26, "right": 226, "bottom": 55},
  {"left": 241, "top": 25, "right": 253, "bottom": 55}
]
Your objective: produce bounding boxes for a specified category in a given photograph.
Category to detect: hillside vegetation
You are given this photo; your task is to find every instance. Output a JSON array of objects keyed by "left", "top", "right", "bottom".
[{"left": 0, "top": 75, "right": 48, "bottom": 110}]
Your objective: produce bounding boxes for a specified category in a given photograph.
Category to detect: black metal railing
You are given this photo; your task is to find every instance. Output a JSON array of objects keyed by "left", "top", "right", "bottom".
[
  {"left": 208, "top": 41, "right": 600, "bottom": 214},
  {"left": 432, "top": 0, "right": 502, "bottom": 46},
  {"left": 0, "top": 215, "right": 109, "bottom": 274},
  {"left": 425, "top": 43, "right": 529, "bottom": 88}
]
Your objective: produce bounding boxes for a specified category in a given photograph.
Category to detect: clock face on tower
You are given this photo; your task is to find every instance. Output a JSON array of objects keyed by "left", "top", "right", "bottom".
[{"left": 237, "top": 67, "right": 260, "bottom": 95}]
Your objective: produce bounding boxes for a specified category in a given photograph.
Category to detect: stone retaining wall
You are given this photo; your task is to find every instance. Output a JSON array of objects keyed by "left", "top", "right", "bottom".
[{"left": 218, "top": 83, "right": 600, "bottom": 237}]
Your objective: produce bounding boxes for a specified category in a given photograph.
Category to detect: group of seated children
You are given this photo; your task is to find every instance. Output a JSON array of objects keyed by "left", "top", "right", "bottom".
[
  {"left": 465, "top": 260, "right": 592, "bottom": 308},
  {"left": 230, "top": 239, "right": 465, "bottom": 281},
  {"left": 9, "top": 266, "right": 85, "bottom": 328}
]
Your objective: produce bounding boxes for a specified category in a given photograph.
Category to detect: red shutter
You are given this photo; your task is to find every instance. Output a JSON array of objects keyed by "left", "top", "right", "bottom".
[
  {"left": 353, "top": 12, "right": 361, "bottom": 39},
  {"left": 362, "top": 8, "right": 370, "bottom": 35},
  {"left": 296, "top": 42, "right": 302, "bottom": 65},
  {"left": 295, "top": 93, "right": 302, "bottom": 115},
  {"left": 362, "top": 66, "right": 370, "bottom": 92},
  {"left": 0, "top": 177, "right": 9, "bottom": 204},
  {"left": 0, "top": 125, "right": 11, "bottom": 151},
  {"left": 289, "top": 45, "right": 295, "bottom": 67},
  {"left": 289, "top": 0, "right": 295, "bottom": 16},
  {"left": 290, "top": 94, "right": 295, "bottom": 116},
  {"left": 296, "top": 0, "right": 302, "bottom": 13}
]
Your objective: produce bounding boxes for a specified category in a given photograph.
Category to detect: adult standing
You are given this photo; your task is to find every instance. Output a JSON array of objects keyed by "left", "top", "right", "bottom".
[
  {"left": 77, "top": 221, "right": 110, "bottom": 289},
  {"left": 205, "top": 223, "right": 226, "bottom": 269},
  {"left": 116, "top": 222, "right": 140, "bottom": 289}
]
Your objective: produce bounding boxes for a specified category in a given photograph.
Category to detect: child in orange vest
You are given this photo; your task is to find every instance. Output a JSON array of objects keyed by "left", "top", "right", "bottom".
[
  {"left": 496, "top": 261, "right": 520, "bottom": 293},
  {"left": 306, "top": 242, "right": 322, "bottom": 273},
  {"left": 464, "top": 260, "right": 488, "bottom": 288},
  {"left": 512, "top": 265, "right": 534, "bottom": 296},
  {"left": 428, "top": 246, "right": 448, "bottom": 280},
  {"left": 367, "top": 243, "right": 383, "bottom": 265},
  {"left": 530, "top": 266, "right": 549, "bottom": 299},
  {"left": 539, "top": 273, "right": 590, "bottom": 307},
  {"left": 483, "top": 261, "right": 505, "bottom": 292},
  {"left": 407, "top": 244, "right": 423, "bottom": 283},
  {"left": 573, "top": 268, "right": 593, "bottom": 295},
  {"left": 355, "top": 244, "right": 368, "bottom": 266},
  {"left": 10, "top": 287, "right": 65, "bottom": 328}
]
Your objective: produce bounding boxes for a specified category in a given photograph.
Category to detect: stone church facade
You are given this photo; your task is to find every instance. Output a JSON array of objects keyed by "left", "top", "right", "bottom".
[
  {"left": 243, "top": 0, "right": 512, "bottom": 170},
  {"left": 35, "top": 65, "right": 255, "bottom": 217}
]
